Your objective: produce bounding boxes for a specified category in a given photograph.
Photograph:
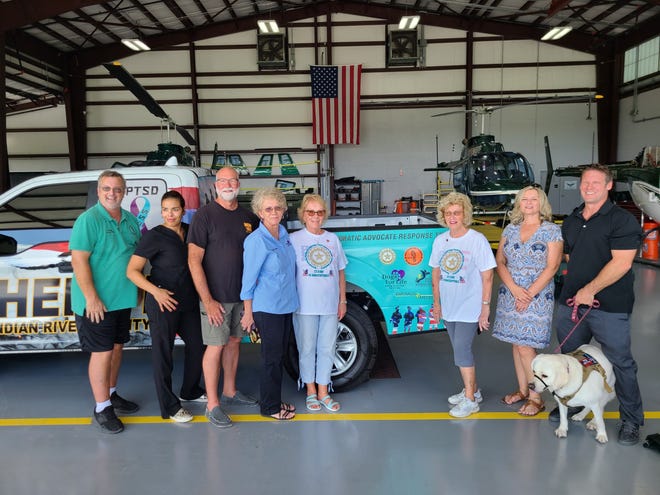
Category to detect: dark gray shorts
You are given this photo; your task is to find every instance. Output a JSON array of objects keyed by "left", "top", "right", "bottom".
[{"left": 445, "top": 320, "right": 478, "bottom": 367}]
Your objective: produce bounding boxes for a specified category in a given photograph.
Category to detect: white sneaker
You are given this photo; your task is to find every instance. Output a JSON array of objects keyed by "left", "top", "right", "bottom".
[
  {"left": 449, "top": 398, "right": 480, "bottom": 418},
  {"left": 170, "top": 408, "right": 194, "bottom": 423},
  {"left": 179, "top": 394, "right": 207, "bottom": 403},
  {"left": 448, "top": 388, "right": 483, "bottom": 405}
]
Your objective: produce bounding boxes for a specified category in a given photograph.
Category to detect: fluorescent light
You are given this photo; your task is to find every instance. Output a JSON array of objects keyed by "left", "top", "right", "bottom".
[
  {"left": 398, "top": 15, "right": 420, "bottom": 30},
  {"left": 121, "top": 39, "right": 151, "bottom": 51},
  {"left": 258, "top": 20, "right": 279, "bottom": 33},
  {"left": 541, "top": 26, "right": 573, "bottom": 41}
]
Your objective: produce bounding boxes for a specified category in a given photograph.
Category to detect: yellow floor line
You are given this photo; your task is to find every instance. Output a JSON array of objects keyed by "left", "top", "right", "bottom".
[{"left": 1, "top": 410, "right": 659, "bottom": 427}]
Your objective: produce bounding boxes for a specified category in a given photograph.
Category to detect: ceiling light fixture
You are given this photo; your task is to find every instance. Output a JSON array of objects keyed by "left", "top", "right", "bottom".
[
  {"left": 398, "top": 15, "right": 420, "bottom": 30},
  {"left": 541, "top": 26, "right": 573, "bottom": 41},
  {"left": 258, "top": 20, "right": 280, "bottom": 33},
  {"left": 121, "top": 39, "right": 151, "bottom": 51}
]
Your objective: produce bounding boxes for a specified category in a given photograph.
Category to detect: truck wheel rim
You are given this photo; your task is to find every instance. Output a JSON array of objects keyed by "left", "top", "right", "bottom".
[{"left": 332, "top": 322, "right": 358, "bottom": 376}]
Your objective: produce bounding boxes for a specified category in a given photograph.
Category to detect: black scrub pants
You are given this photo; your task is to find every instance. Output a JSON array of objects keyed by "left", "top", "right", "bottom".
[
  {"left": 254, "top": 311, "right": 293, "bottom": 416},
  {"left": 145, "top": 295, "right": 205, "bottom": 418}
]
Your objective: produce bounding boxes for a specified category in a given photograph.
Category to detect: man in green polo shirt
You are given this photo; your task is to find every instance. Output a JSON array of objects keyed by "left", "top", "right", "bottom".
[{"left": 70, "top": 170, "right": 141, "bottom": 434}]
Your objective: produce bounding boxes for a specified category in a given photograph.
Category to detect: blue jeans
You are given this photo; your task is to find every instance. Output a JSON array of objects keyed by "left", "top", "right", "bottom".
[
  {"left": 293, "top": 314, "right": 338, "bottom": 387},
  {"left": 555, "top": 304, "right": 644, "bottom": 425}
]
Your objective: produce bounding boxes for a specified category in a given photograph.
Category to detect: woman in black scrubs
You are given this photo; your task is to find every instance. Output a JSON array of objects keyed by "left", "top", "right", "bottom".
[{"left": 127, "top": 191, "right": 205, "bottom": 422}]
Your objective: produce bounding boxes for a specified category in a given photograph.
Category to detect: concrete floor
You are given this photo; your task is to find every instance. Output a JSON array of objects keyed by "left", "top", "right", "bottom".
[{"left": 1, "top": 263, "right": 659, "bottom": 495}]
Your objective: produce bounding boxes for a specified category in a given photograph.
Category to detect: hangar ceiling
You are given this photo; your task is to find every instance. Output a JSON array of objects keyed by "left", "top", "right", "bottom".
[{"left": 2, "top": 0, "right": 659, "bottom": 114}]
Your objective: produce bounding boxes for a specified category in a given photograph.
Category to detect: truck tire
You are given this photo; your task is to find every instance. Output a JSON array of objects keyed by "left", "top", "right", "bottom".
[{"left": 284, "top": 300, "right": 379, "bottom": 392}]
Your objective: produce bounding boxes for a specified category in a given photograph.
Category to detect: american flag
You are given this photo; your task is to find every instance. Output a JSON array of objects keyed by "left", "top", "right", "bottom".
[{"left": 311, "top": 65, "right": 362, "bottom": 145}]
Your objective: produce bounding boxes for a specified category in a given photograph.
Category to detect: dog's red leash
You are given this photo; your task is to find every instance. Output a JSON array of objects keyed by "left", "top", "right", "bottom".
[{"left": 552, "top": 298, "right": 600, "bottom": 353}]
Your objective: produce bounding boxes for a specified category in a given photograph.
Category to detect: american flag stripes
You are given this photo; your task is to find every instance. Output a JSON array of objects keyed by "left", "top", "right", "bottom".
[{"left": 310, "top": 65, "right": 362, "bottom": 145}]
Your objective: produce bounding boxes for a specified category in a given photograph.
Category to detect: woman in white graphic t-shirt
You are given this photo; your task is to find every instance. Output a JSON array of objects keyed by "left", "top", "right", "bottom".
[
  {"left": 429, "top": 192, "right": 496, "bottom": 418},
  {"left": 290, "top": 194, "right": 348, "bottom": 413}
]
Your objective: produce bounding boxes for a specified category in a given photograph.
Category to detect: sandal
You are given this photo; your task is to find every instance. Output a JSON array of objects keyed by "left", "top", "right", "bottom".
[
  {"left": 305, "top": 394, "right": 321, "bottom": 411},
  {"left": 518, "top": 398, "right": 545, "bottom": 417},
  {"left": 500, "top": 390, "right": 528, "bottom": 405},
  {"left": 318, "top": 395, "right": 341, "bottom": 412},
  {"left": 266, "top": 406, "right": 296, "bottom": 421},
  {"left": 281, "top": 402, "right": 296, "bottom": 413}
]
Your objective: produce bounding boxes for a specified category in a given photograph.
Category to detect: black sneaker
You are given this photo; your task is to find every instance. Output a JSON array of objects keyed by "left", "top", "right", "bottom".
[
  {"left": 548, "top": 405, "right": 584, "bottom": 423},
  {"left": 93, "top": 405, "right": 124, "bottom": 434},
  {"left": 618, "top": 420, "right": 640, "bottom": 446},
  {"left": 110, "top": 392, "right": 139, "bottom": 414}
]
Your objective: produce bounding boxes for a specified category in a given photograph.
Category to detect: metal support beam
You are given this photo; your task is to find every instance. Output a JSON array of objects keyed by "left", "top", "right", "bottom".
[
  {"left": 465, "top": 31, "right": 474, "bottom": 140},
  {"left": 547, "top": 0, "right": 572, "bottom": 18},
  {"left": 595, "top": 44, "right": 620, "bottom": 164},
  {"left": 189, "top": 42, "right": 201, "bottom": 166},
  {"left": 64, "top": 58, "right": 87, "bottom": 171},
  {"left": 0, "top": 34, "right": 9, "bottom": 192},
  {"left": 0, "top": 0, "right": 106, "bottom": 32}
]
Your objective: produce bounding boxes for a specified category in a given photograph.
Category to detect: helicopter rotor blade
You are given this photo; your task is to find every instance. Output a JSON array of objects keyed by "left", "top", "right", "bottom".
[
  {"left": 174, "top": 124, "right": 197, "bottom": 146},
  {"left": 103, "top": 63, "right": 169, "bottom": 120},
  {"left": 482, "top": 94, "right": 593, "bottom": 112},
  {"left": 430, "top": 109, "right": 478, "bottom": 118},
  {"left": 104, "top": 62, "right": 197, "bottom": 147},
  {"left": 431, "top": 95, "right": 592, "bottom": 118}
]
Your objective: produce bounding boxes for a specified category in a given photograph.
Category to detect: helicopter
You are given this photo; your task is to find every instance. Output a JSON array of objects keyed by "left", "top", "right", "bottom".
[
  {"left": 546, "top": 145, "right": 660, "bottom": 216},
  {"left": 103, "top": 62, "right": 196, "bottom": 167},
  {"left": 424, "top": 105, "right": 536, "bottom": 213},
  {"left": 425, "top": 95, "right": 600, "bottom": 214}
]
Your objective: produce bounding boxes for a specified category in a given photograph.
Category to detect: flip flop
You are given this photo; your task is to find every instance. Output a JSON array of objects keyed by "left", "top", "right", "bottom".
[
  {"left": 266, "top": 406, "right": 295, "bottom": 421},
  {"left": 306, "top": 394, "right": 321, "bottom": 411},
  {"left": 318, "top": 395, "right": 341, "bottom": 412},
  {"left": 500, "top": 390, "right": 528, "bottom": 405},
  {"left": 281, "top": 402, "right": 296, "bottom": 413}
]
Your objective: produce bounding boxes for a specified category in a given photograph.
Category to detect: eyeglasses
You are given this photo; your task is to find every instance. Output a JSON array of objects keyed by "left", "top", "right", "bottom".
[
  {"left": 305, "top": 210, "right": 325, "bottom": 217},
  {"left": 263, "top": 206, "right": 284, "bottom": 214},
  {"left": 100, "top": 186, "right": 125, "bottom": 194},
  {"left": 217, "top": 178, "right": 239, "bottom": 185},
  {"left": 444, "top": 210, "right": 464, "bottom": 217}
]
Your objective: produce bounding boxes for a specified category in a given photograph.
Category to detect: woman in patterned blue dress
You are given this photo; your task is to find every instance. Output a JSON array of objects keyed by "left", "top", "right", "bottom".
[{"left": 492, "top": 186, "right": 563, "bottom": 416}]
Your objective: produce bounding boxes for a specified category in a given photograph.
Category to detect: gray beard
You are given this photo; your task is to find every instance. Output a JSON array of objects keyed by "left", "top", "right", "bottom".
[{"left": 218, "top": 189, "right": 239, "bottom": 201}]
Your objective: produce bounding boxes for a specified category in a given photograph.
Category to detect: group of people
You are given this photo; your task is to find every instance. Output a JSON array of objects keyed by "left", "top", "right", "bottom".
[
  {"left": 71, "top": 167, "right": 346, "bottom": 434},
  {"left": 71, "top": 163, "right": 645, "bottom": 446},
  {"left": 430, "top": 164, "right": 644, "bottom": 445}
]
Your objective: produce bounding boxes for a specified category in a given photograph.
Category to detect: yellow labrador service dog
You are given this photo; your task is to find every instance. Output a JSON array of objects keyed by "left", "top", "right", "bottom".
[{"left": 530, "top": 344, "right": 616, "bottom": 443}]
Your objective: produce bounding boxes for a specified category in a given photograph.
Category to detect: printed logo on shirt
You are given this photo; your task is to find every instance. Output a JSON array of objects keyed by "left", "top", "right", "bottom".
[
  {"left": 243, "top": 222, "right": 254, "bottom": 233},
  {"left": 304, "top": 244, "right": 333, "bottom": 270},
  {"left": 440, "top": 248, "right": 464, "bottom": 280}
]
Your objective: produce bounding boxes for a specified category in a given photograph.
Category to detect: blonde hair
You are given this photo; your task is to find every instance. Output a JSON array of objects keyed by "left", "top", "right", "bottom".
[
  {"left": 436, "top": 192, "right": 473, "bottom": 227},
  {"left": 508, "top": 185, "right": 553, "bottom": 225},
  {"left": 251, "top": 187, "right": 287, "bottom": 214},
  {"left": 297, "top": 194, "right": 328, "bottom": 225}
]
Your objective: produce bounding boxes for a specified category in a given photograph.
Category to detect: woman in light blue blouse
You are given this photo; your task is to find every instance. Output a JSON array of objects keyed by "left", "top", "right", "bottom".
[{"left": 240, "top": 188, "right": 299, "bottom": 421}]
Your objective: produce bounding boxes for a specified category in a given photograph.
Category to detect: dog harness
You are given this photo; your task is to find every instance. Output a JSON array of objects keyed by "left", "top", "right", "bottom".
[{"left": 556, "top": 349, "right": 613, "bottom": 406}]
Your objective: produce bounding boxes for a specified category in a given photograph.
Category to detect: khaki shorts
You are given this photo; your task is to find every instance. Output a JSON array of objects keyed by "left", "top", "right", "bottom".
[{"left": 201, "top": 301, "right": 246, "bottom": 346}]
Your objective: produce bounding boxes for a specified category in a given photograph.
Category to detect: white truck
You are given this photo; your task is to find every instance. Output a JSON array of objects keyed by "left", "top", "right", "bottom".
[{"left": 0, "top": 166, "right": 445, "bottom": 390}]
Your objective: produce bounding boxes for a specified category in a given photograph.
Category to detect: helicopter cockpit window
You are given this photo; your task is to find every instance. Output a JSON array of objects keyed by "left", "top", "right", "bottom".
[
  {"left": 470, "top": 155, "right": 499, "bottom": 186},
  {"left": 511, "top": 155, "right": 530, "bottom": 179}
]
